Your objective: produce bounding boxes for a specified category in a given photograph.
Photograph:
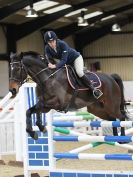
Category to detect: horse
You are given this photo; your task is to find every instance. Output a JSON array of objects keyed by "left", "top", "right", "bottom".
[{"left": 9, "top": 51, "right": 128, "bottom": 141}]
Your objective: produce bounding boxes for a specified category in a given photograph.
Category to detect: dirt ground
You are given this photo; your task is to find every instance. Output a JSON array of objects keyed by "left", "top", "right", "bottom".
[{"left": 1, "top": 142, "right": 133, "bottom": 177}]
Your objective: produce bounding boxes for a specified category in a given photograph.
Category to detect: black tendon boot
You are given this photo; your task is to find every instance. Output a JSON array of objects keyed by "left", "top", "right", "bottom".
[{"left": 80, "top": 75, "right": 103, "bottom": 99}]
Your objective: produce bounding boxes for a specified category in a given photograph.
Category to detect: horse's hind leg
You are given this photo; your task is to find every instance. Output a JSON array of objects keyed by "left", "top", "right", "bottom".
[
  {"left": 108, "top": 115, "right": 125, "bottom": 136},
  {"left": 118, "top": 115, "right": 126, "bottom": 143},
  {"left": 104, "top": 97, "right": 126, "bottom": 138},
  {"left": 108, "top": 116, "right": 119, "bottom": 136},
  {"left": 119, "top": 114, "right": 126, "bottom": 136},
  {"left": 109, "top": 115, "right": 126, "bottom": 144}
]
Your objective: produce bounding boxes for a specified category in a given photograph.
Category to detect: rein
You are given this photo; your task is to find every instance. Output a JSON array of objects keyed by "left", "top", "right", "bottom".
[
  {"left": 33, "top": 67, "right": 49, "bottom": 77},
  {"left": 10, "top": 61, "right": 28, "bottom": 85},
  {"left": 10, "top": 57, "right": 62, "bottom": 86},
  {"left": 31, "top": 66, "right": 62, "bottom": 82},
  {"left": 46, "top": 68, "right": 62, "bottom": 80}
]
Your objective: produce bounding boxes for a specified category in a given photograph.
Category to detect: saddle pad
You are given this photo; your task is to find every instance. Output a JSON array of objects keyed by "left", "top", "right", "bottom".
[
  {"left": 65, "top": 65, "right": 101, "bottom": 90},
  {"left": 87, "top": 71, "right": 101, "bottom": 88}
]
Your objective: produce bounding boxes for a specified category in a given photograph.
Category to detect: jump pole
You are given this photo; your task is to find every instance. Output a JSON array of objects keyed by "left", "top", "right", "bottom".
[
  {"left": 0, "top": 95, "right": 19, "bottom": 119},
  {"left": 0, "top": 91, "right": 13, "bottom": 107},
  {"left": 47, "top": 110, "right": 133, "bottom": 177},
  {"left": 53, "top": 120, "right": 133, "bottom": 128},
  {"left": 19, "top": 83, "right": 133, "bottom": 177},
  {"left": 54, "top": 127, "right": 133, "bottom": 151}
]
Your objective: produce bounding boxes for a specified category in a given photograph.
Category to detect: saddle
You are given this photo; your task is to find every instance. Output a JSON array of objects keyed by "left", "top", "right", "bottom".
[{"left": 65, "top": 65, "right": 102, "bottom": 90}]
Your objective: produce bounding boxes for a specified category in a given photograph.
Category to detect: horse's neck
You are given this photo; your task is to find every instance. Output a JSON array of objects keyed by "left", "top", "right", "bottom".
[{"left": 27, "top": 65, "right": 66, "bottom": 87}]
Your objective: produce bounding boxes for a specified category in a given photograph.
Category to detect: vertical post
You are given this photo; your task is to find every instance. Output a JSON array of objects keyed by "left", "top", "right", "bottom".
[
  {"left": 19, "top": 86, "right": 31, "bottom": 177},
  {"left": 46, "top": 110, "right": 56, "bottom": 170},
  {"left": 14, "top": 96, "right": 23, "bottom": 161},
  {"left": 0, "top": 92, "right": 12, "bottom": 107},
  {"left": 6, "top": 24, "right": 17, "bottom": 55}
]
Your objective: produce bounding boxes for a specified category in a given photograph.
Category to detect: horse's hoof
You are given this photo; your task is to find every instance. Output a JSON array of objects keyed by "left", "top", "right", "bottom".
[
  {"left": 119, "top": 142, "right": 128, "bottom": 144},
  {"left": 43, "top": 127, "right": 47, "bottom": 134},
  {"left": 38, "top": 125, "right": 47, "bottom": 133},
  {"left": 33, "top": 132, "right": 38, "bottom": 140},
  {"left": 29, "top": 131, "right": 38, "bottom": 140}
]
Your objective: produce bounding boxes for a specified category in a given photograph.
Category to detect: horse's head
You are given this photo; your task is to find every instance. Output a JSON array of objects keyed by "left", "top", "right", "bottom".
[
  {"left": 9, "top": 52, "right": 28, "bottom": 94},
  {"left": 9, "top": 51, "right": 51, "bottom": 94}
]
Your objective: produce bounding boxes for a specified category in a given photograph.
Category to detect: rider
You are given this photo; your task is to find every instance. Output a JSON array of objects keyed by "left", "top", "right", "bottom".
[{"left": 44, "top": 30, "right": 102, "bottom": 99}]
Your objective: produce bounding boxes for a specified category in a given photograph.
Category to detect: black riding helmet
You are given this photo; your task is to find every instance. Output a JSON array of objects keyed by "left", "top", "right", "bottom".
[{"left": 44, "top": 31, "right": 57, "bottom": 43}]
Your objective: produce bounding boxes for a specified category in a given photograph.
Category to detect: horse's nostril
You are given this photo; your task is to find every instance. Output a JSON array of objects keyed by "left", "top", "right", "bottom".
[{"left": 9, "top": 88, "right": 17, "bottom": 96}]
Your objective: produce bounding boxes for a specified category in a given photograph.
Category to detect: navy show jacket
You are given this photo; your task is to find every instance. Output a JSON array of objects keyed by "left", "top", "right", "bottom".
[{"left": 45, "top": 39, "right": 80, "bottom": 69}]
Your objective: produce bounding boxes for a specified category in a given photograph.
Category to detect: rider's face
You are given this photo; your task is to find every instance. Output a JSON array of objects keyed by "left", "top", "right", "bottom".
[{"left": 48, "top": 40, "right": 56, "bottom": 49}]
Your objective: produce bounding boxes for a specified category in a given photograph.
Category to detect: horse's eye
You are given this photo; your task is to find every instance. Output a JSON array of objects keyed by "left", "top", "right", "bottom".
[{"left": 11, "top": 65, "right": 19, "bottom": 71}]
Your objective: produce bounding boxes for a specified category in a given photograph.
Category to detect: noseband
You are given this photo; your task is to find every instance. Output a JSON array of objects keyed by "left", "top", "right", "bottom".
[
  {"left": 10, "top": 60, "right": 28, "bottom": 85},
  {"left": 10, "top": 55, "right": 61, "bottom": 87}
]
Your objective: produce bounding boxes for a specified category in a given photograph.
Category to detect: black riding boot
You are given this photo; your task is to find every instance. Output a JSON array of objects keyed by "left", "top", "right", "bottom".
[{"left": 80, "top": 75, "right": 103, "bottom": 99}]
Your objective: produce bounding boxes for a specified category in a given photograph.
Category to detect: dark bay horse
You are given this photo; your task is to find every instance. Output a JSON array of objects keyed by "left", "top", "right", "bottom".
[{"left": 9, "top": 51, "right": 128, "bottom": 140}]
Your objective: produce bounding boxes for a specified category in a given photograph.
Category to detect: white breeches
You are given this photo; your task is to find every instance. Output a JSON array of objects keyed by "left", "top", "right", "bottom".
[{"left": 74, "top": 55, "right": 84, "bottom": 78}]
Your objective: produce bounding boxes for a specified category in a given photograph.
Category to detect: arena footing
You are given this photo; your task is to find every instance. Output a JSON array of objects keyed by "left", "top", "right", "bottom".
[
  {"left": 128, "top": 149, "right": 133, "bottom": 153},
  {"left": 8, "top": 160, "right": 23, "bottom": 167},
  {"left": 0, "top": 160, "right": 6, "bottom": 165},
  {"left": 14, "top": 173, "right": 42, "bottom": 177}
]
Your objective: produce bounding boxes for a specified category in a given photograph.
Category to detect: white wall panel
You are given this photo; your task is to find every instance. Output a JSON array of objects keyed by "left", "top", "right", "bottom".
[
  {"left": 83, "top": 22, "right": 133, "bottom": 81},
  {"left": 85, "top": 58, "right": 133, "bottom": 81},
  {"left": 0, "top": 61, "right": 9, "bottom": 97},
  {"left": 0, "top": 26, "right": 6, "bottom": 53},
  {"left": 84, "top": 33, "right": 133, "bottom": 57},
  {"left": 17, "top": 31, "right": 44, "bottom": 54},
  {"left": 64, "top": 36, "right": 75, "bottom": 48}
]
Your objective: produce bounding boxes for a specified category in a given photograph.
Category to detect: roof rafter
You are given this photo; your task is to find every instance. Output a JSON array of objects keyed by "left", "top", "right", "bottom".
[
  {"left": 41, "top": 1, "right": 133, "bottom": 41},
  {"left": 76, "top": 12, "right": 133, "bottom": 50},
  {"left": 41, "top": 23, "right": 78, "bottom": 39},
  {"left": 88, "top": 2, "right": 133, "bottom": 24},
  {"left": 0, "top": 0, "right": 40, "bottom": 21},
  {"left": 76, "top": 2, "right": 133, "bottom": 36},
  {"left": 16, "top": 0, "right": 104, "bottom": 40}
]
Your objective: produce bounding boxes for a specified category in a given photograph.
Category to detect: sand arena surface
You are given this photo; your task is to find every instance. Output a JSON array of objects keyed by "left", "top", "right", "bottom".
[{"left": 1, "top": 142, "right": 133, "bottom": 177}]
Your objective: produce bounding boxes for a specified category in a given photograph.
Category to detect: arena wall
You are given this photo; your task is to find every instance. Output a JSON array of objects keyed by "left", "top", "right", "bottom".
[
  {"left": 84, "top": 23, "right": 133, "bottom": 81},
  {"left": 17, "top": 31, "right": 44, "bottom": 54},
  {"left": 0, "top": 26, "right": 9, "bottom": 97},
  {"left": 0, "top": 26, "right": 6, "bottom": 53}
]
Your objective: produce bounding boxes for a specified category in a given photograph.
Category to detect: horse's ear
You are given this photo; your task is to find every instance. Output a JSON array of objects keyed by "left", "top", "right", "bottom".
[{"left": 10, "top": 52, "right": 16, "bottom": 59}]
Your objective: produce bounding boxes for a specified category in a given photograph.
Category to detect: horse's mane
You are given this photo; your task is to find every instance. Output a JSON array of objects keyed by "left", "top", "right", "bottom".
[
  {"left": 21, "top": 51, "right": 46, "bottom": 67},
  {"left": 22, "top": 51, "right": 40, "bottom": 58}
]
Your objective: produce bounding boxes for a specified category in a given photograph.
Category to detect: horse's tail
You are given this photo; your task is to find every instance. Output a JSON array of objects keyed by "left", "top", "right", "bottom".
[{"left": 111, "top": 73, "right": 128, "bottom": 119}]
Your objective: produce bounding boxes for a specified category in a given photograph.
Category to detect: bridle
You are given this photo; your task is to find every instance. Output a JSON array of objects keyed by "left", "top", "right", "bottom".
[
  {"left": 9, "top": 60, "right": 28, "bottom": 85},
  {"left": 10, "top": 56, "right": 62, "bottom": 86}
]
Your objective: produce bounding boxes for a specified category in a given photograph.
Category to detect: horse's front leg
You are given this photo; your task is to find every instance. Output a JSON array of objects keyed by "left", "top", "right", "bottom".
[
  {"left": 26, "top": 104, "right": 40, "bottom": 140},
  {"left": 35, "top": 106, "right": 47, "bottom": 134}
]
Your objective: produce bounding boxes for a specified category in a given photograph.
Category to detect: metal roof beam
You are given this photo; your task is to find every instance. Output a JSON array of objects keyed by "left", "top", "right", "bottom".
[
  {"left": 88, "top": 2, "right": 133, "bottom": 24},
  {"left": 41, "top": 23, "right": 78, "bottom": 39},
  {"left": 75, "top": 2, "right": 133, "bottom": 36},
  {"left": 76, "top": 12, "right": 133, "bottom": 50},
  {"left": 16, "top": 0, "right": 104, "bottom": 40},
  {"left": 43, "top": 2, "right": 133, "bottom": 41},
  {"left": 0, "top": 0, "right": 40, "bottom": 21},
  {"left": 0, "top": 54, "right": 9, "bottom": 61}
]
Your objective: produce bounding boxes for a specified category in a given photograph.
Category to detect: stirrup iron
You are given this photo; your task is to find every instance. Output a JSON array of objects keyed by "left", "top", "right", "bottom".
[{"left": 93, "top": 89, "right": 103, "bottom": 99}]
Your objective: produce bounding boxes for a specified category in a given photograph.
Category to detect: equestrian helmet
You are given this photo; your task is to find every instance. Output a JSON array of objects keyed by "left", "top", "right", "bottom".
[{"left": 44, "top": 31, "right": 57, "bottom": 43}]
